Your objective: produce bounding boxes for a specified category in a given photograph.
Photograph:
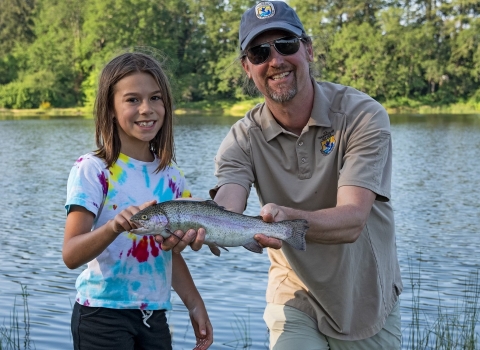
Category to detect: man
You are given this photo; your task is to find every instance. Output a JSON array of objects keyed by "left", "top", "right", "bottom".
[{"left": 157, "top": 1, "right": 402, "bottom": 349}]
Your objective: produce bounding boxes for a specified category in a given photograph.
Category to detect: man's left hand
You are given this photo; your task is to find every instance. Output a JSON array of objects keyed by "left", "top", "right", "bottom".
[{"left": 254, "top": 203, "right": 284, "bottom": 249}]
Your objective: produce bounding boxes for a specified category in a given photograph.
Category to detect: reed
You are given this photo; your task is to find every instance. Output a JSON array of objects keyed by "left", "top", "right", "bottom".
[
  {"left": 0, "top": 285, "right": 32, "bottom": 350},
  {"left": 223, "top": 311, "right": 254, "bottom": 349},
  {"left": 2, "top": 272, "right": 478, "bottom": 349},
  {"left": 403, "top": 258, "right": 479, "bottom": 349}
]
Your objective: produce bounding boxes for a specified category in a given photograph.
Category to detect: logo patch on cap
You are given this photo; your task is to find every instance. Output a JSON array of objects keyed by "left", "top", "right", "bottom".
[{"left": 255, "top": 2, "right": 275, "bottom": 19}]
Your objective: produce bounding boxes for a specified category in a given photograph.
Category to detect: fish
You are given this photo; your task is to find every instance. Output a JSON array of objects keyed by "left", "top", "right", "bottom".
[{"left": 129, "top": 200, "right": 308, "bottom": 256}]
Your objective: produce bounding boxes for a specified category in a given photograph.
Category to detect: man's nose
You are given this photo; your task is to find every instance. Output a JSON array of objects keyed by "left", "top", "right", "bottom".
[{"left": 267, "top": 45, "right": 286, "bottom": 65}]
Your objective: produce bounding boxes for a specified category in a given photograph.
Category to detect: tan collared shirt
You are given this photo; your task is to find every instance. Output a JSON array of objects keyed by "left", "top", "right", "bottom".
[{"left": 210, "top": 80, "right": 402, "bottom": 340}]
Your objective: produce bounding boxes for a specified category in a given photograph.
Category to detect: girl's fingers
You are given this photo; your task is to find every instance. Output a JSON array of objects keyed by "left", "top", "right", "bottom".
[
  {"left": 193, "top": 337, "right": 209, "bottom": 350},
  {"left": 139, "top": 199, "right": 157, "bottom": 210}
]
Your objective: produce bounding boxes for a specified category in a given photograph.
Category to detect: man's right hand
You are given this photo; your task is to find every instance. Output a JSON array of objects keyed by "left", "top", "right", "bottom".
[{"left": 155, "top": 228, "right": 206, "bottom": 254}]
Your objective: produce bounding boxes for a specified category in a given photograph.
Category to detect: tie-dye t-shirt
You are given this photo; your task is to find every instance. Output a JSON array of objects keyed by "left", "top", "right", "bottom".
[{"left": 65, "top": 152, "right": 191, "bottom": 310}]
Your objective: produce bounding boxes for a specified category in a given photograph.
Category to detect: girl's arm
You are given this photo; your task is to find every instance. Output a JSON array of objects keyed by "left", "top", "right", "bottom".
[
  {"left": 172, "top": 254, "right": 213, "bottom": 349},
  {"left": 62, "top": 200, "right": 156, "bottom": 269}
]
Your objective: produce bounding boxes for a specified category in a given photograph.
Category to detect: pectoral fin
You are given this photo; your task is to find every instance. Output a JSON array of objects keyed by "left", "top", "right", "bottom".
[
  {"left": 242, "top": 240, "right": 264, "bottom": 254},
  {"left": 165, "top": 227, "right": 182, "bottom": 241},
  {"left": 207, "top": 243, "right": 229, "bottom": 257}
]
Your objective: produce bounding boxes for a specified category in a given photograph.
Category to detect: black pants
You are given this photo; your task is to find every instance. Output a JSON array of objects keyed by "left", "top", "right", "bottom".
[{"left": 71, "top": 302, "right": 172, "bottom": 350}]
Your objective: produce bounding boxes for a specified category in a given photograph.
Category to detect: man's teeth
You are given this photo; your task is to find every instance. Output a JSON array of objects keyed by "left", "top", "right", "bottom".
[
  {"left": 137, "top": 121, "right": 154, "bottom": 127},
  {"left": 272, "top": 72, "right": 289, "bottom": 80}
]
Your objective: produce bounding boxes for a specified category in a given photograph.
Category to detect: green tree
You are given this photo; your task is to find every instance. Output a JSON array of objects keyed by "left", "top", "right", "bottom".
[
  {"left": 0, "top": 0, "right": 36, "bottom": 54},
  {"left": 0, "top": 0, "right": 36, "bottom": 85},
  {"left": 325, "top": 21, "right": 388, "bottom": 98},
  {"left": 0, "top": 0, "right": 86, "bottom": 108}
]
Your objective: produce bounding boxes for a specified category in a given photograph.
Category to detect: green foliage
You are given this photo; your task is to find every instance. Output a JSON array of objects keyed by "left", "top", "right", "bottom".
[
  {"left": 0, "top": 70, "right": 74, "bottom": 108},
  {"left": 0, "top": 55, "right": 19, "bottom": 85},
  {"left": 0, "top": 0, "right": 35, "bottom": 54},
  {"left": 326, "top": 22, "right": 388, "bottom": 96},
  {"left": 0, "top": 0, "right": 478, "bottom": 109}
]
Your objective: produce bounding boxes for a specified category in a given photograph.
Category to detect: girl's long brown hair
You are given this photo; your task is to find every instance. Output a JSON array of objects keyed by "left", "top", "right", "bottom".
[{"left": 94, "top": 52, "right": 175, "bottom": 173}]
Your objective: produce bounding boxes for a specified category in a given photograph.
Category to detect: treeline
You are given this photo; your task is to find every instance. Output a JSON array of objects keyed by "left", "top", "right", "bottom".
[{"left": 0, "top": 0, "right": 479, "bottom": 109}]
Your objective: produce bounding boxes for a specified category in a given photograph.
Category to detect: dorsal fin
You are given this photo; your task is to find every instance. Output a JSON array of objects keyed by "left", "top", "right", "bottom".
[{"left": 204, "top": 200, "right": 225, "bottom": 210}]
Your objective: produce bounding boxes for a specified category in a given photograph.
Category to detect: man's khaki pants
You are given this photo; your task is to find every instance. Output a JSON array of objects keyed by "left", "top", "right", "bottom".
[{"left": 264, "top": 301, "right": 401, "bottom": 350}]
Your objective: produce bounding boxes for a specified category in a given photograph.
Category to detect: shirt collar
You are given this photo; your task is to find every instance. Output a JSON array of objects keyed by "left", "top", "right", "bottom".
[{"left": 259, "top": 80, "right": 332, "bottom": 142}]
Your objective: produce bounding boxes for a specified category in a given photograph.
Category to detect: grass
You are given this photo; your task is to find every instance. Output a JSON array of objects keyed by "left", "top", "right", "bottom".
[
  {"left": 1, "top": 97, "right": 478, "bottom": 120},
  {"left": 0, "top": 107, "right": 86, "bottom": 119},
  {"left": 0, "top": 285, "right": 33, "bottom": 350},
  {"left": 222, "top": 312, "right": 253, "bottom": 349},
  {"left": 403, "top": 258, "right": 479, "bottom": 349},
  {"left": 1, "top": 271, "right": 478, "bottom": 349},
  {"left": 385, "top": 104, "right": 480, "bottom": 115}
]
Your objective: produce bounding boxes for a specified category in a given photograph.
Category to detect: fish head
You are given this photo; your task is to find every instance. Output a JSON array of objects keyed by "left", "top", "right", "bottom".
[{"left": 130, "top": 208, "right": 169, "bottom": 237}]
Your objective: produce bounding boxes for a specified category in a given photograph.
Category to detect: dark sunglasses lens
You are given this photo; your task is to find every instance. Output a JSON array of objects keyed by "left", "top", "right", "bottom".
[
  {"left": 247, "top": 44, "right": 270, "bottom": 65},
  {"left": 246, "top": 37, "right": 302, "bottom": 65},
  {"left": 275, "top": 38, "right": 300, "bottom": 55}
]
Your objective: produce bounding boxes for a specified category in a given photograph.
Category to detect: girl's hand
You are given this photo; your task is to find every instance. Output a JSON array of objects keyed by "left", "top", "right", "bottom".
[
  {"left": 189, "top": 306, "right": 213, "bottom": 349},
  {"left": 63, "top": 200, "right": 157, "bottom": 269},
  {"left": 108, "top": 200, "right": 157, "bottom": 234},
  {"left": 155, "top": 197, "right": 206, "bottom": 253},
  {"left": 155, "top": 227, "right": 206, "bottom": 254}
]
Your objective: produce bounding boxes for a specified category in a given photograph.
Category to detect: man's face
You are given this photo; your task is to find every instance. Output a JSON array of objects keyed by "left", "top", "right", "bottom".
[{"left": 242, "top": 30, "right": 313, "bottom": 103}]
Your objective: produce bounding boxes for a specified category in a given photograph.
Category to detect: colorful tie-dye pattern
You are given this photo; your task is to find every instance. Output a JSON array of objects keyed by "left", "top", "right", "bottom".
[{"left": 65, "top": 152, "right": 191, "bottom": 310}]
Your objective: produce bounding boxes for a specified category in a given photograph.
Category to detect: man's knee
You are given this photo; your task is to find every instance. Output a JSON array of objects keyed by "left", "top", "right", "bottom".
[{"left": 264, "top": 303, "right": 329, "bottom": 350}]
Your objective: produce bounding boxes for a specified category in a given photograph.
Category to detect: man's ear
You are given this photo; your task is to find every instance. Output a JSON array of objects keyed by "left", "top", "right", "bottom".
[
  {"left": 306, "top": 43, "right": 314, "bottom": 63},
  {"left": 241, "top": 58, "right": 251, "bottom": 79}
]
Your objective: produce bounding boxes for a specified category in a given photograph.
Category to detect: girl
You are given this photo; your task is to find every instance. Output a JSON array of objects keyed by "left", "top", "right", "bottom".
[{"left": 63, "top": 52, "right": 213, "bottom": 350}]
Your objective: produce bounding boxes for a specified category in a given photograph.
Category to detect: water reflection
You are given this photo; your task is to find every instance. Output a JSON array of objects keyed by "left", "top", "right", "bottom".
[{"left": 0, "top": 114, "right": 479, "bottom": 349}]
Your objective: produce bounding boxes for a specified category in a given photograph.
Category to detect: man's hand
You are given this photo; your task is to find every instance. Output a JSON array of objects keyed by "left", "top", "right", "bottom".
[
  {"left": 254, "top": 203, "right": 283, "bottom": 249},
  {"left": 154, "top": 228, "right": 206, "bottom": 254}
]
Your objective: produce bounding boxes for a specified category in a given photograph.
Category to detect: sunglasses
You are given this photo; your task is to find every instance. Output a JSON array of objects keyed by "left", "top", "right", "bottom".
[{"left": 244, "top": 36, "right": 304, "bottom": 65}]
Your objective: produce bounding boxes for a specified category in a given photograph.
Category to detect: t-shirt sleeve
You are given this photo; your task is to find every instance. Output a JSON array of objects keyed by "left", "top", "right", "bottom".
[
  {"left": 65, "top": 154, "right": 108, "bottom": 216},
  {"left": 338, "top": 101, "right": 392, "bottom": 202},
  {"left": 209, "top": 121, "right": 254, "bottom": 199}
]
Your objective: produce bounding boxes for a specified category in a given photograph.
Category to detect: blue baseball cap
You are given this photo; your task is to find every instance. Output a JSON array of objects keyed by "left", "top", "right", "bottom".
[{"left": 239, "top": 1, "right": 306, "bottom": 51}]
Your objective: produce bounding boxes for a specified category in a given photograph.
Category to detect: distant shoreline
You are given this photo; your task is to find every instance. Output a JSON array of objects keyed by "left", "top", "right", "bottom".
[{"left": 1, "top": 101, "right": 479, "bottom": 119}]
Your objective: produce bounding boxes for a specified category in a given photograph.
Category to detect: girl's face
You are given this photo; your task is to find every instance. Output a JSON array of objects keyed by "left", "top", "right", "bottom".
[{"left": 113, "top": 72, "right": 165, "bottom": 160}]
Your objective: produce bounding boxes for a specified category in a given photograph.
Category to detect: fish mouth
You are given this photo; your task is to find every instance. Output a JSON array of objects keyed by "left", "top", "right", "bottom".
[{"left": 129, "top": 226, "right": 150, "bottom": 235}]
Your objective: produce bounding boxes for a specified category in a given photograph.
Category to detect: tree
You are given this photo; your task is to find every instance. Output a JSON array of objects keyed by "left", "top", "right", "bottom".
[{"left": 0, "top": 0, "right": 36, "bottom": 85}]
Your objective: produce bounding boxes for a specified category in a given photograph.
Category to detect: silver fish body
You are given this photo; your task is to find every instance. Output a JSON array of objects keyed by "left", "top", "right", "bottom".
[{"left": 130, "top": 200, "right": 308, "bottom": 256}]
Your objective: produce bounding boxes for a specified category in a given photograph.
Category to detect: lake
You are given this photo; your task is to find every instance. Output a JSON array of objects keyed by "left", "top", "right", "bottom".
[{"left": 0, "top": 113, "right": 479, "bottom": 349}]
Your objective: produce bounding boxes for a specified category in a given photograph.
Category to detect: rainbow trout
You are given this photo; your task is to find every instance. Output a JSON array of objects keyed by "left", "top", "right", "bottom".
[{"left": 130, "top": 200, "right": 308, "bottom": 256}]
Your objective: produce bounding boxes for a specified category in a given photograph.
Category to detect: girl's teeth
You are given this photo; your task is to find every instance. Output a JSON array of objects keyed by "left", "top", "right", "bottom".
[{"left": 138, "top": 121, "right": 154, "bottom": 127}]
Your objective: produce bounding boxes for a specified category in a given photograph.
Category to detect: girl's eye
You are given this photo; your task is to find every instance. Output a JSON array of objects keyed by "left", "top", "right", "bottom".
[
  {"left": 126, "top": 97, "right": 139, "bottom": 103},
  {"left": 151, "top": 95, "right": 163, "bottom": 101}
]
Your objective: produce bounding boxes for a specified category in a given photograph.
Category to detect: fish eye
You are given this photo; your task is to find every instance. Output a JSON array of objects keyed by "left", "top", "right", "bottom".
[{"left": 141, "top": 215, "right": 147, "bottom": 220}]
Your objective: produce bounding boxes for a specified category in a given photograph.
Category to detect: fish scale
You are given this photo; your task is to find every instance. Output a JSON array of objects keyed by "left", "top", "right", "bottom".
[{"left": 130, "top": 200, "right": 309, "bottom": 256}]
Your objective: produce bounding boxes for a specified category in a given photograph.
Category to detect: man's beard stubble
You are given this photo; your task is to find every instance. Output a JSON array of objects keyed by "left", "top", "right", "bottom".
[
  {"left": 242, "top": 68, "right": 298, "bottom": 103},
  {"left": 265, "top": 71, "right": 298, "bottom": 103}
]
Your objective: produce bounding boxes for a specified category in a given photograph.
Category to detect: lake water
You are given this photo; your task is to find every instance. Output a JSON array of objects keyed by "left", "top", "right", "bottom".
[{"left": 0, "top": 113, "right": 479, "bottom": 349}]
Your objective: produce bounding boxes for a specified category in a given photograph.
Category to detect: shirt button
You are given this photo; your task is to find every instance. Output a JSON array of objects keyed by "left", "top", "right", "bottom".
[
  {"left": 298, "top": 141, "right": 304, "bottom": 146},
  {"left": 301, "top": 157, "right": 306, "bottom": 163}
]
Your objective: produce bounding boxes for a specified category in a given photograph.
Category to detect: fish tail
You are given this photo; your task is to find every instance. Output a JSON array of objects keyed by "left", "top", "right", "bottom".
[{"left": 284, "top": 219, "right": 308, "bottom": 251}]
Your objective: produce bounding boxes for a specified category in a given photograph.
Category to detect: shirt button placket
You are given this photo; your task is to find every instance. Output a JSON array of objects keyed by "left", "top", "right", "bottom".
[{"left": 297, "top": 138, "right": 308, "bottom": 176}]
